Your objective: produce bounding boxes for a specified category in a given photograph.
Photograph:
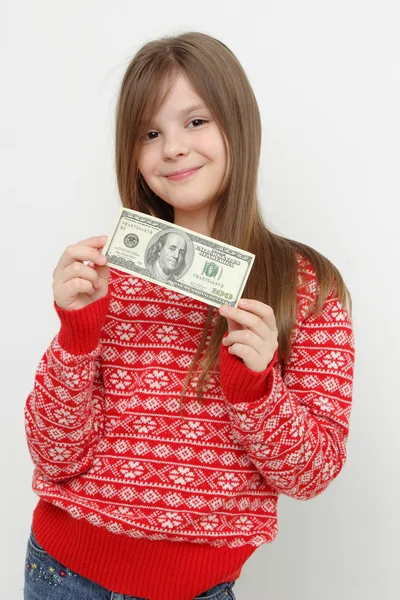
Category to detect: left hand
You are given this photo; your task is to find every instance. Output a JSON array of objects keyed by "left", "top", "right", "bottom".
[{"left": 219, "top": 298, "right": 279, "bottom": 373}]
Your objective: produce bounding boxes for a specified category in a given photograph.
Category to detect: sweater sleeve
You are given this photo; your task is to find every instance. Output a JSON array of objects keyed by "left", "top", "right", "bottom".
[
  {"left": 219, "top": 280, "right": 355, "bottom": 501},
  {"left": 24, "top": 293, "right": 111, "bottom": 483}
]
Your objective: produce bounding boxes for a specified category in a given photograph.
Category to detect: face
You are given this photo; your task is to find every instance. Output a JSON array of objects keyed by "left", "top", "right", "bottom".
[
  {"left": 137, "top": 72, "right": 229, "bottom": 225},
  {"left": 158, "top": 233, "right": 187, "bottom": 273}
]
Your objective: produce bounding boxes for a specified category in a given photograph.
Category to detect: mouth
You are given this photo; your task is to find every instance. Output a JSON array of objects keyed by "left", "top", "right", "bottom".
[{"left": 165, "top": 166, "right": 202, "bottom": 181}]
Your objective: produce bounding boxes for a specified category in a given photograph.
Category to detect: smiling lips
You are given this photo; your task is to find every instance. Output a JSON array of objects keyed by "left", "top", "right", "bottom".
[{"left": 166, "top": 166, "right": 202, "bottom": 181}]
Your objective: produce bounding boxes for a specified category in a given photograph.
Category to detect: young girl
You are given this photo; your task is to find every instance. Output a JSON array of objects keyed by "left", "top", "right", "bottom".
[{"left": 23, "top": 31, "right": 355, "bottom": 600}]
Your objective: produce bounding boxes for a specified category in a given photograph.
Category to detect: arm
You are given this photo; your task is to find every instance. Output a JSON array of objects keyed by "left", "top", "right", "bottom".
[
  {"left": 24, "top": 294, "right": 111, "bottom": 483},
  {"left": 219, "top": 282, "right": 355, "bottom": 500}
]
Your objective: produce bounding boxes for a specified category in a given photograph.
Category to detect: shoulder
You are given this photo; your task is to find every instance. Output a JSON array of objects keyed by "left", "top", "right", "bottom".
[
  {"left": 294, "top": 251, "right": 321, "bottom": 321},
  {"left": 293, "top": 248, "right": 351, "bottom": 326},
  {"left": 290, "top": 250, "right": 349, "bottom": 343}
]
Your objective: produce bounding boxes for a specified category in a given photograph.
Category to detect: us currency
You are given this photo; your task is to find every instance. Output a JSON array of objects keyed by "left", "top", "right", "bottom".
[{"left": 101, "top": 208, "right": 255, "bottom": 308}]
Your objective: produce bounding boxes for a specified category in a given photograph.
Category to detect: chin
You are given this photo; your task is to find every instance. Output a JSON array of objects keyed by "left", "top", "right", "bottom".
[{"left": 166, "top": 196, "right": 213, "bottom": 211}]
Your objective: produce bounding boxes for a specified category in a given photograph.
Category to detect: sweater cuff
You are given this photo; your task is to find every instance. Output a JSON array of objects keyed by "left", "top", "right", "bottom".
[
  {"left": 54, "top": 293, "right": 111, "bottom": 355},
  {"left": 219, "top": 340, "right": 278, "bottom": 405}
]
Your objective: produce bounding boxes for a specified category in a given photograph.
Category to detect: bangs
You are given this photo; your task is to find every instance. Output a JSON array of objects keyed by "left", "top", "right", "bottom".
[{"left": 135, "top": 65, "right": 182, "bottom": 140}]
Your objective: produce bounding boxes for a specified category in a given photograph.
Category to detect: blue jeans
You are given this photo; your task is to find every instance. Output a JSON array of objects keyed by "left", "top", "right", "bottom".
[{"left": 24, "top": 528, "right": 237, "bottom": 599}]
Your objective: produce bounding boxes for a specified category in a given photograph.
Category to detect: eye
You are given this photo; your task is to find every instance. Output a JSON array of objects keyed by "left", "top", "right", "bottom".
[
  {"left": 144, "top": 131, "right": 158, "bottom": 141},
  {"left": 143, "top": 119, "right": 208, "bottom": 141},
  {"left": 188, "top": 119, "right": 207, "bottom": 128}
]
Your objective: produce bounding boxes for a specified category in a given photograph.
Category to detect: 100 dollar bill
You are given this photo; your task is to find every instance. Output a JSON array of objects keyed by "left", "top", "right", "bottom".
[{"left": 101, "top": 208, "right": 255, "bottom": 308}]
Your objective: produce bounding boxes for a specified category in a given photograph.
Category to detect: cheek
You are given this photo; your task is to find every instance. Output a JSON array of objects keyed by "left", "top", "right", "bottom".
[
  {"left": 208, "top": 128, "right": 227, "bottom": 158},
  {"left": 137, "top": 149, "right": 157, "bottom": 177},
  {"left": 219, "top": 140, "right": 228, "bottom": 166},
  {"left": 136, "top": 152, "right": 144, "bottom": 173}
]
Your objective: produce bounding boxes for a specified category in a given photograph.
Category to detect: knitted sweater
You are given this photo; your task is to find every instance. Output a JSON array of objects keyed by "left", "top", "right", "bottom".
[{"left": 24, "top": 253, "right": 355, "bottom": 600}]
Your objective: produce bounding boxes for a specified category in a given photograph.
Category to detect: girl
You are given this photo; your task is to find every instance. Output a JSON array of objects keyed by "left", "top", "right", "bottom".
[{"left": 23, "top": 31, "right": 355, "bottom": 600}]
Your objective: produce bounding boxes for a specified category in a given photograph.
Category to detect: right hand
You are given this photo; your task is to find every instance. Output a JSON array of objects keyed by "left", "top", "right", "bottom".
[{"left": 53, "top": 236, "right": 110, "bottom": 311}]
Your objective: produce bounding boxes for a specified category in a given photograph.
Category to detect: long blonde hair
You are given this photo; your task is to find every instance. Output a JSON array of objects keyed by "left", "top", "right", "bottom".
[{"left": 115, "top": 31, "right": 352, "bottom": 404}]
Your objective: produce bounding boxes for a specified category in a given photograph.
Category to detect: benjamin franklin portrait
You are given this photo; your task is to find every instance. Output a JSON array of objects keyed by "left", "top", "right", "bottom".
[{"left": 145, "top": 230, "right": 194, "bottom": 283}]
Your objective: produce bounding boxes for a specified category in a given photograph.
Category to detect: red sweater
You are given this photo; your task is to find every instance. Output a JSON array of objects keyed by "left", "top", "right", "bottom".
[{"left": 24, "top": 253, "right": 355, "bottom": 600}]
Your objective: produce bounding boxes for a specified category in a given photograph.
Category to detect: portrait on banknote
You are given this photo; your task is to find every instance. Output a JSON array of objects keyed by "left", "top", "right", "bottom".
[{"left": 144, "top": 229, "right": 195, "bottom": 283}]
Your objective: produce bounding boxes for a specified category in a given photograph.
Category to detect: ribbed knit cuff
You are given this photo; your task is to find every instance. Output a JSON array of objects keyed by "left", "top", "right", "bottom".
[
  {"left": 219, "top": 337, "right": 278, "bottom": 405},
  {"left": 54, "top": 293, "right": 111, "bottom": 355}
]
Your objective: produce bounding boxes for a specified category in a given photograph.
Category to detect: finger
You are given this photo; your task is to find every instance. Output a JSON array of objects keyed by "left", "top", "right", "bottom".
[
  {"left": 62, "top": 277, "right": 97, "bottom": 299},
  {"left": 225, "top": 316, "right": 242, "bottom": 335},
  {"left": 222, "top": 329, "right": 266, "bottom": 355},
  {"left": 74, "top": 235, "right": 108, "bottom": 247},
  {"left": 227, "top": 343, "right": 267, "bottom": 372},
  {"left": 55, "top": 263, "right": 102, "bottom": 289},
  {"left": 238, "top": 299, "right": 278, "bottom": 331},
  {"left": 57, "top": 245, "right": 107, "bottom": 273},
  {"left": 90, "top": 261, "right": 110, "bottom": 285},
  {"left": 56, "top": 238, "right": 108, "bottom": 272},
  {"left": 219, "top": 305, "right": 271, "bottom": 339}
]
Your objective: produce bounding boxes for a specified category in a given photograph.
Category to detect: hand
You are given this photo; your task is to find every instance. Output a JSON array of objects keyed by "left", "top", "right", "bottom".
[
  {"left": 52, "top": 236, "right": 110, "bottom": 311},
  {"left": 219, "top": 298, "right": 279, "bottom": 372}
]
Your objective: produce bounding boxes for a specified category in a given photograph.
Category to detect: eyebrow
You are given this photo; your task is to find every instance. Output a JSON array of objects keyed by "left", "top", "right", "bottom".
[
  {"left": 147, "top": 104, "right": 209, "bottom": 128},
  {"left": 178, "top": 104, "right": 208, "bottom": 116}
]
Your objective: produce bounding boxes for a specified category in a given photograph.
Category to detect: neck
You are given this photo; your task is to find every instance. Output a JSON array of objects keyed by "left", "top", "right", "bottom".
[{"left": 173, "top": 206, "right": 216, "bottom": 237}]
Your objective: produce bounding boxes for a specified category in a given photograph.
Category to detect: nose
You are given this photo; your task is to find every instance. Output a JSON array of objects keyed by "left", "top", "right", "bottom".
[{"left": 162, "top": 130, "right": 189, "bottom": 159}]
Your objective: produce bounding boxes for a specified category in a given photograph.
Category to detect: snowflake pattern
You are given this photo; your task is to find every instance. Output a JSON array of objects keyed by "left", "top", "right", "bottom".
[
  {"left": 120, "top": 460, "right": 145, "bottom": 480},
  {"left": 157, "top": 511, "right": 184, "bottom": 529},
  {"left": 322, "top": 351, "right": 346, "bottom": 370},
  {"left": 120, "top": 277, "right": 143, "bottom": 295},
  {"left": 143, "top": 370, "right": 170, "bottom": 389},
  {"left": 115, "top": 322, "right": 136, "bottom": 342},
  {"left": 53, "top": 407, "right": 75, "bottom": 427},
  {"left": 180, "top": 421, "right": 205, "bottom": 439},
  {"left": 132, "top": 416, "right": 157, "bottom": 434},
  {"left": 169, "top": 466, "right": 195, "bottom": 486},
  {"left": 63, "top": 371, "right": 81, "bottom": 388},
  {"left": 314, "top": 395, "right": 335, "bottom": 413},
  {"left": 109, "top": 369, "right": 134, "bottom": 390},
  {"left": 330, "top": 304, "right": 347, "bottom": 321},
  {"left": 217, "top": 472, "right": 241, "bottom": 491},
  {"left": 233, "top": 515, "right": 255, "bottom": 532},
  {"left": 199, "top": 514, "right": 220, "bottom": 531},
  {"left": 48, "top": 446, "right": 72, "bottom": 461},
  {"left": 156, "top": 325, "right": 179, "bottom": 343}
]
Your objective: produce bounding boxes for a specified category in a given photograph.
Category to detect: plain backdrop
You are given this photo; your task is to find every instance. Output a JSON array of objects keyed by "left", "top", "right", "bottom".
[{"left": 2, "top": 1, "right": 399, "bottom": 598}]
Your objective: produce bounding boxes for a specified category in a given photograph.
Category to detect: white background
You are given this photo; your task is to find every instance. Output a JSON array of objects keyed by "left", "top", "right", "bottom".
[{"left": 2, "top": 1, "right": 399, "bottom": 598}]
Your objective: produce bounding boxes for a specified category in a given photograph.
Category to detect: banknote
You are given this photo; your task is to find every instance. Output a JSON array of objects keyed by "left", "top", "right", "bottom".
[{"left": 101, "top": 208, "right": 255, "bottom": 308}]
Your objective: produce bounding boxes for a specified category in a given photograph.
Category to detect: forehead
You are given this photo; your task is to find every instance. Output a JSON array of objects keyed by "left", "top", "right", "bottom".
[{"left": 153, "top": 72, "right": 207, "bottom": 118}]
